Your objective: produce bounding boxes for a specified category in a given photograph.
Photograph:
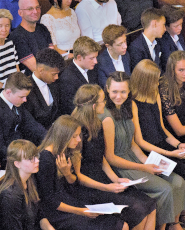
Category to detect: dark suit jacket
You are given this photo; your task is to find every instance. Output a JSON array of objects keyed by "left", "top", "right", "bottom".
[
  {"left": 97, "top": 48, "right": 131, "bottom": 89},
  {"left": 59, "top": 61, "right": 98, "bottom": 115},
  {"left": 158, "top": 32, "right": 185, "bottom": 72},
  {"left": 25, "top": 76, "right": 62, "bottom": 129},
  {"left": 0, "top": 98, "right": 46, "bottom": 169},
  {"left": 128, "top": 33, "right": 162, "bottom": 71}
]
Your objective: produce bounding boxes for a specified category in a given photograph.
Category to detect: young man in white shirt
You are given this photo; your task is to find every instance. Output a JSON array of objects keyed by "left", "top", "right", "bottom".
[
  {"left": 75, "top": 0, "right": 121, "bottom": 44},
  {"left": 60, "top": 36, "right": 101, "bottom": 114}
]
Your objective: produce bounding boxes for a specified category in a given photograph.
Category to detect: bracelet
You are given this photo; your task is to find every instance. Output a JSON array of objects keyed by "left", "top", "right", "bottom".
[{"left": 177, "top": 142, "right": 182, "bottom": 149}]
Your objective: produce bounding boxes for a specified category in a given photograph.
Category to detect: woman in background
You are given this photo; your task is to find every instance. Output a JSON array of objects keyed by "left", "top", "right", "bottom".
[
  {"left": 0, "top": 9, "right": 19, "bottom": 89},
  {"left": 72, "top": 84, "right": 157, "bottom": 230},
  {"left": 0, "top": 139, "right": 54, "bottom": 230},
  {"left": 159, "top": 50, "right": 185, "bottom": 143},
  {"left": 41, "top": 0, "right": 80, "bottom": 59}
]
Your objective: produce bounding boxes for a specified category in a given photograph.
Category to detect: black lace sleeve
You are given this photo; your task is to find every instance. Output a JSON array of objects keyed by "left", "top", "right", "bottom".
[{"left": 159, "top": 81, "right": 176, "bottom": 116}]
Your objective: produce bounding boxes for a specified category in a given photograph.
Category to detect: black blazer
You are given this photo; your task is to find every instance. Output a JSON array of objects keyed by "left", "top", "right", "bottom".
[
  {"left": 158, "top": 32, "right": 185, "bottom": 72},
  {"left": 25, "top": 76, "right": 62, "bottom": 129},
  {"left": 0, "top": 97, "right": 46, "bottom": 169},
  {"left": 59, "top": 61, "right": 98, "bottom": 115},
  {"left": 128, "top": 33, "right": 162, "bottom": 71},
  {"left": 97, "top": 48, "right": 131, "bottom": 88}
]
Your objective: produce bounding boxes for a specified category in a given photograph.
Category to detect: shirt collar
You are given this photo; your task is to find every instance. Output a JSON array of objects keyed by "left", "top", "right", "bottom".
[
  {"left": 143, "top": 33, "right": 157, "bottom": 49},
  {"left": 171, "top": 34, "right": 179, "bottom": 43},
  {"left": 32, "top": 72, "right": 47, "bottom": 88},
  {"left": 73, "top": 59, "right": 88, "bottom": 75},
  {"left": 90, "top": 0, "right": 106, "bottom": 9},
  {"left": 107, "top": 48, "right": 122, "bottom": 62},
  {"left": 0, "top": 91, "right": 14, "bottom": 110},
  {"left": 8, "top": 0, "right": 18, "bottom": 2}
]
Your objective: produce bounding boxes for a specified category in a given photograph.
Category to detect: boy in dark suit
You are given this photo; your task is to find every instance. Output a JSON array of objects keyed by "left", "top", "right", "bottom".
[
  {"left": 60, "top": 36, "right": 101, "bottom": 115},
  {"left": 159, "top": 5, "right": 185, "bottom": 72},
  {"left": 128, "top": 8, "right": 166, "bottom": 71},
  {"left": 24, "top": 48, "right": 65, "bottom": 129},
  {"left": 97, "top": 24, "right": 131, "bottom": 89},
  {"left": 0, "top": 72, "right": 46, "bottom": 169}
]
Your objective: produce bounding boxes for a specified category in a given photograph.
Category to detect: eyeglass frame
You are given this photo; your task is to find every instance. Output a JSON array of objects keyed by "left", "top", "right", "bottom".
[{"left": 19, "top": 6, "right": 42, "bottom": 12}]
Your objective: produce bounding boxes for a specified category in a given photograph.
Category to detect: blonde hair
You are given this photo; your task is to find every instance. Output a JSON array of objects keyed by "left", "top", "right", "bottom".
[
  {"left": 0, "top": 140, "right": 39, "bottom": 205},
  {"left": 73, "top": 36, "right": 101, "bottom": 59},
  {"left": 102, "top": 24, "right": 127, "bottom": 46},
  {"left": 130, "top": 59, "right": 161, "bottom": 104},
  {"left": 72, "top": 84, "right": 102, "bottom": 141},
  {"left": 0, "top": 9, "right": 13, "bottom": 21}
]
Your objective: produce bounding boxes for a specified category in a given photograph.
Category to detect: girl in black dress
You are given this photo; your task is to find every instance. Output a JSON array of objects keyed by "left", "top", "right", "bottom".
[
  {"left": 0, "top": 139, "right": 54, "bottom": 230},
  {"left": 159, "top": 51, "right": 185, "bottom": 143},
  {"left": 36, "top": 114, "right": 129, "bottom": 230},
  {"left": 72, "top": 84, "right": 156, "bottom": 230}
]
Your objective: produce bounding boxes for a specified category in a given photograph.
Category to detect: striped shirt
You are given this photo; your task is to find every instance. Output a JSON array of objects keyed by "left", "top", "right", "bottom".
[{"left": 0, "top": 39, "right": 19, "bottom": 84}]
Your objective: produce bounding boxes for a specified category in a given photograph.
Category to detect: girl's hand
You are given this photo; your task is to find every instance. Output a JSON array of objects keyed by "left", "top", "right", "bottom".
[
  {"left": 105, "top": 183, "right": 126, "bottom": 193},
  {"left": 81, "top": 208, "right": 100, "bottom": 218},
  {"left": 56, "top": 154, "right": 72, "bottom": 177},
  {"left": 170, "top": 149, "right": 185, "bottom": 159},
  {"left": 117, "top": 178, "right": 130, "bottom": 184},
  {"left": 143, "top": 164, "right": 162, "bottom": 175}
]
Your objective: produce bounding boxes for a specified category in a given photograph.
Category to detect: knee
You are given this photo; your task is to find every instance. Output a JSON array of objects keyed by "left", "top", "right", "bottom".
[{"left": 170, "top": 174, "right": 185, "bottom": 189}]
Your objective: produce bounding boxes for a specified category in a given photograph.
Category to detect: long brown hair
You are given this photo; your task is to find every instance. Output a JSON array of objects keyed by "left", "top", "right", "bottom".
[
  {"left": 38, "top": 115, "right": 82, "bottom": 173},
  {"left": 130, "top": 59, "right": 161, "bottom": 104},
  {"left": 161, "top": 50, "right": 185, "bottom": 106},
  {"left": 72, "top": 84, "right": 102, "bottom": 141},
  {"left": 0, "top": 140, "right": 39, "bottom": 205}
]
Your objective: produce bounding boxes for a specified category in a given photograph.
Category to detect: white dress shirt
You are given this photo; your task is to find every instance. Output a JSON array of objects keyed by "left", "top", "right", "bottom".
[
  {"left": 32, "top": 73, "right": 53, "bottom": 106},
  {"left": 171, "top": 35, "right": 184, "bottom": 51},
  {"left": 73, "top": 59, "right": 89, "bottom": 82},
  {"left": 107, "top": 48, "right": 125, "bottom": 72},
  {"left": 143, "top": 33, "right": 157, "bottom": 61},
  {"left": 75, "top": 0, "right": 121, "bottom": 43},
  {"left": 0, "top": 91, "right": 13, "bottom": 109}
]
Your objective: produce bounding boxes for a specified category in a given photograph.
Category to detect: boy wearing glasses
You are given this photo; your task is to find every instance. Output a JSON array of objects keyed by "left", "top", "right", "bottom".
[
  {"left": 97, "top": 24, "right": 131, "bottom": 89},
  {"left": 9, "top": 0, "right": 53, "bottom": 76}
]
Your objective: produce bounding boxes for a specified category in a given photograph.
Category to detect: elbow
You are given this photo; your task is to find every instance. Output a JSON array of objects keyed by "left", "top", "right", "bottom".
[{"left": 174, "top": 129, "right": 184, "bottom": 137}]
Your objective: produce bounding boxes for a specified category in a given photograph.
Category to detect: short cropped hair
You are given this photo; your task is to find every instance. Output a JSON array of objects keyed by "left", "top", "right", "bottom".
[
  {"left": 73, "top": 36, "right": 101, "bottom": 59},
  {"left": 102, "top": 24, "right": 127, "bottom": 46},
  {"left": 162, "top": 5, "right": 184, "bottom": 27},
  {"left": 36, "top": 48, "right": 65, "bottom": 72},
  {"left": 0, "top": 9, "right": 13, "bottom": 21},
  {"left": 141, "top": 8, "right": 164, "bottom": 29},
  {"left": 5, "top": 72, "right": 32, "bottom": 93}
]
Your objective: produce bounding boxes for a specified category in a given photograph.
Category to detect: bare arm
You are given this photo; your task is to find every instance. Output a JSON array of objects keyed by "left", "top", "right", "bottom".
[
  {"left": 16, "top": 65, "right": 20, "bottom": 72},
  {"left": 21, "top": 56, "right": 37, "bottom": 73},
  {"left": 132, "top": 99, "right": 182, "bottom": 158},
  {"left": 73, "top": 157, "right": 126, "bottom": 193},
  {"left": 166, "top": 113, "right": 185, "bottom": 136},
  {"left": 158, "top": 0, "right": 185, "bottom": 6},
  {"left": 54, "top": 45, "right": 74, "bottom": 58},
  {"left": 102, "top": 116, "right": 159, "bottom": 174}
]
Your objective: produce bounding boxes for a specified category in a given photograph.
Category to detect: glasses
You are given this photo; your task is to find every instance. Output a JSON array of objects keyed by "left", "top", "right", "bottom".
[
  {"left": 20, "top": 6, "right": 41, "bottom": 12},
  {"left": 29, "top": 153, "right": 40, "bottom": 163}
]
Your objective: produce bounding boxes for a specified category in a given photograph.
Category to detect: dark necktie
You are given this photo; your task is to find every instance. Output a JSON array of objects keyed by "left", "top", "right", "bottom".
[{"left": 12, "top": 106, "right": 20, "bottom": 126}]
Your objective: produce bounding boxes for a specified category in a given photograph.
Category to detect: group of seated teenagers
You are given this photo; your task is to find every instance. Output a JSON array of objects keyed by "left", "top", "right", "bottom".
[{"left": 1, "top": 1, "right": 185, "bottom": 230}]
